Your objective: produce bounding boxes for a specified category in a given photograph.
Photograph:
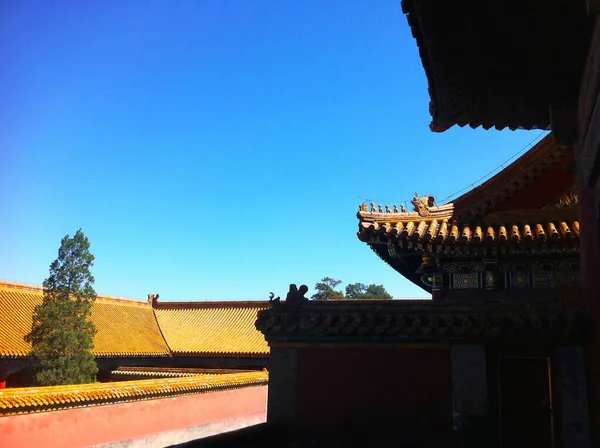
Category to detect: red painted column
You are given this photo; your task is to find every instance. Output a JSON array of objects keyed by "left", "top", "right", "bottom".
[
  {"left": 577, "top": 187, "right": 600, "bottom": 440},
  {"left": 0, "top": 361, "right": 7, "bottom": 389}
]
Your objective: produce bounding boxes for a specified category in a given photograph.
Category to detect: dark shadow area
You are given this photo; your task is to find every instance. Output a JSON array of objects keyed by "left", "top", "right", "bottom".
[{"left": 168, "top": 421, "right": 457, "bottom": 448}]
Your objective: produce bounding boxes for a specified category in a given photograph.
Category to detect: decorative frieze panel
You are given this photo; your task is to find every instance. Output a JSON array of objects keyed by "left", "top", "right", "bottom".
[
  {"left": 509, "top": 271, "right": 530, "bottom": 289},
  {"left": 452, "top": 273, "right": 481, "bottom": 290},
  {"left": 555, "top": 271, "right": 580, "bottom": 288},
  {"left": 484, "top": 271, "right": 502, "bottom": 291},
  {"left": 532, "top": 272, "right": 556, "bottom": 288},
  {"left": 444, "top": 262, "right": 484, "bottom": 274},
  {"left": 434, "top": 258, "right": 581, "bottom": 291}
]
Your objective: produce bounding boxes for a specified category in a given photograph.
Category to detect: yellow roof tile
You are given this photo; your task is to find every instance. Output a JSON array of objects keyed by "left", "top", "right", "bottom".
[
  {"left": 91, "top": 297, "right": 170, "bottom": 357},
  {"left": 358, "top": 219, "right": 580, "bottom": 245},
  {"left": 154, "top": 302, "right": 269, "bottom": 357},
  {"left": 0, "top": 370, "right": 268, "bottom": 415},
  {"left": 0, "top": 281, "right": 171, "bottom": 358},
  {"left": 111, "top": 366, "right": 249, "bottom": 378}
]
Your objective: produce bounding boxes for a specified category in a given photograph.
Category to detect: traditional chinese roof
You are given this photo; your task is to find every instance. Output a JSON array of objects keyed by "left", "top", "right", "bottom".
[
  {"left": 357, "top": 135, "right": 578, "bottom": 290},
  {"left": 0, "top": 281, "right": 171, "bottom": 358},
  {"left": 400, "top": 0, "right": 591, "bottom": 140},
  {"left": 153, "top": 301, "right": 270, "bottom": 358},
  {"left": 0, "top": 370, "right": 268, "bottom": 416},
  {"left": 0, "top": 281, "right": 271, "bottom": 360}
]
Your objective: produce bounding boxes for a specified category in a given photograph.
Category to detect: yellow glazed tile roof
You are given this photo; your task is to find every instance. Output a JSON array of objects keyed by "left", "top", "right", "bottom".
[
  {"left": 0, "top": 370, "right": 268, "bottom": 416},
  {"left": 111, "top": 366, "right": 249, "bottom": 378},
  {"left": 91, "top": 297, "right": 170, "bottom": 357},
  {"left": 0, "top": 283, "right": 38, "bottom": 358},
  {"left": 0, "top": 281, "right": 170, "bottom": 358},
  {"left": 154, "top": 302, "right": 270, "bottom": 357}
]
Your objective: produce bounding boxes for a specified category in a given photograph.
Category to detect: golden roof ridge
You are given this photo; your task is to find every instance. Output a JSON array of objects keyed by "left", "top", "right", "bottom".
[
  {"left": 154, "top": 300, "right": 270, "bottom": 309},
  {"left": 0, "top": 281, "right": 44, "bottom": 293},
  {"left": 358, "top": 195, "right": 454, "bottom": 223}
]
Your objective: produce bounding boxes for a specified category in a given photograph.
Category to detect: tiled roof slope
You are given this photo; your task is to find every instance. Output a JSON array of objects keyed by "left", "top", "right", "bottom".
[
  {"left": 400, "top": 0, "right": 590, "bottom": 135},
  {"left": 0, "top": 283, "right": 37, "bottom": 358},
  {"left": 111, "top": 366, "right": 251, "bottom": 379},
  {"left": 154, "top": 302, "right": 270, "bottom": 357},
  {"left": 90, "top": 297, "right": 171, "bottom": 357},
  {"left": 0, "top": 370, "right": 268, "bottom": 415},
  {"left": 0, "top": 281, "right": 171, "bottom": 358}
]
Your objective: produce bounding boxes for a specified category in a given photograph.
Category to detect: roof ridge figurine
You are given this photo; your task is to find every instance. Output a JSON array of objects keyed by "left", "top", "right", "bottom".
[
  {"left": 286, "top": 284, "right": 309, "bottom": 307},
  {"left": 411, "top": 192, "right": 436, "bottom": 216}
]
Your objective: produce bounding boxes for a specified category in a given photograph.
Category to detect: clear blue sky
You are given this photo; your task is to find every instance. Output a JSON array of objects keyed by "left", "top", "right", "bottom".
[{"left": 1, "top": 1, "right": 544, "bottom": 301}]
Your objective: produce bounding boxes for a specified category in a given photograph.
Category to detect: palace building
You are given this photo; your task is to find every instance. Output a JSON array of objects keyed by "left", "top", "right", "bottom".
[
  {"left": 0, "top": 280, "right": 269, "bottom": 388},
  {"left": 254, "top": 135, "right": 585, "bottom": 448},
  {"left": 357, "top": 134, "right": 579, "bottom": 303},
  {"left": 205, "top": 1, "right": 600, "bottom": 446},
  {"left": 4, "top": 1, "right": 600, "bottom": 446},
  {"left": 0, "top": 281, "right": 271, "bottom": 447}
]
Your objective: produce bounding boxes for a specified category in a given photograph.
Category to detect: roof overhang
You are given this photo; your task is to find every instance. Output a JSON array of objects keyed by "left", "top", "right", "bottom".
[
  {"left": 401, "top": 0, "right": 593, "bottom": 141},
  {"left": 356, "top": 136, "right": 577, "bottom": 290}
]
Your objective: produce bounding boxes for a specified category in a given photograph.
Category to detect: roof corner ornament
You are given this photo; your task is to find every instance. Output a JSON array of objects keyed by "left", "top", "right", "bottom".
[
  {"left": 370, "top": 202, "right": 377, "bottom": 213},
  {"left": 421, "top": 252, "right": 433, "bottom": 266},
  {"left": 286, "top": 284, "right": 309, "bottom": 308},
  {"left": 147, "top": 293, "right": 159, "bottom": 307},
  {"left": 558, "top": 190, "right": 578, "bottom": 208},
  {"left": 411, "top": 192, "right": 436, "bottom": 217},
  {"left": 391, "top": 204, "right": 408, "bottom": 213},
  {"left": 268, "top": 292, "right": 281, "bottom": 307},
  {"left": 267, "top": 284, "right": 309, "bottom": 309}
]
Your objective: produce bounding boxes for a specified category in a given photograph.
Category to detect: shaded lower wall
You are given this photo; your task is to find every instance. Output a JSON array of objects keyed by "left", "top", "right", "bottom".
[
  {"left": 294, "top": 347, "right": 453, "bottom": 445},
  {"left": 0, "top": 385, "right": 267, "bottom": 448}
]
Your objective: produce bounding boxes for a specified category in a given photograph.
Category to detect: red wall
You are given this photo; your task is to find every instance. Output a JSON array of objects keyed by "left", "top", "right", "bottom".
[
  {"left": 494, "top": 155, "right": 574, "bottom": 212},
  {"left": 295, "top": 348, "right": 453, "bottom": 445},
  {"left": 0, "top": 385, "right": 267, "bottom": 448}
]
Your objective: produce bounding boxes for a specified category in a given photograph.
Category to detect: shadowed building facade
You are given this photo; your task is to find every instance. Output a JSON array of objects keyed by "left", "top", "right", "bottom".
[
  {"left": 240, "top": 2, "right": 600, "bottom": 447},
  {"left": 255, "top": 134, "right": 587, "bottom": 448},
  {"left": 237, "top": 2, "right": 600, "bottom": 446}
]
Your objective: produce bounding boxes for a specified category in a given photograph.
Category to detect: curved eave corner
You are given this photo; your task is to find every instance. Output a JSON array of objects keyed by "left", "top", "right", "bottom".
[
  {"left": 369, "top": 242, "right": 431, "bottom": 293},
  {"left": 357, "top": 229, "right": 430, "bottom": 293}
]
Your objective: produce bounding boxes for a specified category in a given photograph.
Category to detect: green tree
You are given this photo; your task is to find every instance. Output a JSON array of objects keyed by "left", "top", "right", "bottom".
[
  {"left": 312, "top": 277, "right": 345, "bottom": 300},
  {"left": 24, "top": 229, "right": 99, "bottom": 386},
  {"left": 363, "top": 284, "right": 392, "bottom": 299},
  {"left": 345, "top": 283, "right": 392, "bottom": 299},
  {"left": 345, "top": 282, "right": 367, "bottom": 298}
]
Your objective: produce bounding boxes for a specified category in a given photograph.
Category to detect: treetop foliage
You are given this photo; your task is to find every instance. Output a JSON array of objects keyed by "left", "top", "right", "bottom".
[
  {"left": 311, "top": 277, "right": 345, "bottom": 300},
  {"left": 311, "top": 277, "right": 392, "bottom": 300}
]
